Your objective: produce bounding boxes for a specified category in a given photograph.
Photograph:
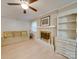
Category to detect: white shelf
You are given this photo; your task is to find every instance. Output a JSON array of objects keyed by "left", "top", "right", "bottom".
[
  {"left": 58, "top": 14, "right": 76, "bottom": 24},
  {"left": 58, "top": 21, "right": 76, "bottom": 24},
  {"left": 58, "top": 28, "right": 76, "bottom": 31}
]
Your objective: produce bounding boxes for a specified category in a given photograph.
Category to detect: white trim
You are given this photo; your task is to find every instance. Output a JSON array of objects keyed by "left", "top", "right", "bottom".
[
  {"left": 58, "top": 1, "right": 77, "bottom": 10},
  {"left": 58, "top": 8, "right": 77, "bottom": 17}
]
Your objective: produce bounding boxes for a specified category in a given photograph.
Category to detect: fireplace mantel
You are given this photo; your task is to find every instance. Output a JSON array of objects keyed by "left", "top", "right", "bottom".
[{"left": 37, "top": 25, "right": 56, "bottom": 28}]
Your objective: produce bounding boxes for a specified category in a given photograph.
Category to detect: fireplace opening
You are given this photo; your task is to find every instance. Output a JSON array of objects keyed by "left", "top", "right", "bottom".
[{"left": 40, "top": 31, "right": 51, "bottom": 43}]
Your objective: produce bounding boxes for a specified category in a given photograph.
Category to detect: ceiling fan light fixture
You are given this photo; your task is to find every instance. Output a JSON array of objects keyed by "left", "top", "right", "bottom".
[{"left": 21, "top": 1, "right": 29, "bottom": 9}]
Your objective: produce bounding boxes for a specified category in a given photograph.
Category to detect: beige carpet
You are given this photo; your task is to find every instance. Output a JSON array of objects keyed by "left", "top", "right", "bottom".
[{"left": 1, "top": 39, "right": 67, "bottom": 59}]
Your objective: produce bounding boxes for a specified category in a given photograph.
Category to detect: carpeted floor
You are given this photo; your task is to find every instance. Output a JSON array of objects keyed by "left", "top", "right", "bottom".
[{"left": 1, "top": 39, "right": 67, "bottom": 59}]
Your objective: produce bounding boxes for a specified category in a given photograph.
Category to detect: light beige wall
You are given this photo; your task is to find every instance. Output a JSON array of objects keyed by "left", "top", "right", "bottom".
[{"left": 1, "top": 17, "right": 30, "bottom": 32}]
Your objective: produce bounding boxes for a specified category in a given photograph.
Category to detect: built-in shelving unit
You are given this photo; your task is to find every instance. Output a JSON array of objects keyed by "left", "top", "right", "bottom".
[
  {"left": 57, "top": 14, "right": 77, "bottom": 39},
  {"left": 56, "top": 14, "right": 77, "bottom": 59}
]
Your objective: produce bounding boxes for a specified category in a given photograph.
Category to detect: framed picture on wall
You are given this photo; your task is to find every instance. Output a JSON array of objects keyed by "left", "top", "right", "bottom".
[{"left": 40, "top": 16, "right": 50, "bottom": 26}]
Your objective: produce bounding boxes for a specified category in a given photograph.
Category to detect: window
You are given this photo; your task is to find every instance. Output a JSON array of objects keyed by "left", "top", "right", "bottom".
[{"left": 31, "top": 21, "right": 37, "bottom": 32}]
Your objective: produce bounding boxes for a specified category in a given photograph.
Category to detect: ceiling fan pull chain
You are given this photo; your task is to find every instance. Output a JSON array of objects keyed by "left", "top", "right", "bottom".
[{"left": 24, "top": 10, "right": 26, "bottom": 14}]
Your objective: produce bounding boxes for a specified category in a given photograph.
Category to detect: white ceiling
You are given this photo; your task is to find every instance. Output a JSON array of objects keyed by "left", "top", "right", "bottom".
[{"left": 1, "top": 0, "right": 76, "bottom": 20}]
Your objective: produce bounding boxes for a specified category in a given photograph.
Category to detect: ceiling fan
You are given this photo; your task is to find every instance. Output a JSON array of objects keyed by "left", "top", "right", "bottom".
[{"left": 7, "top": 0, "right": 38, "bottom": 14}]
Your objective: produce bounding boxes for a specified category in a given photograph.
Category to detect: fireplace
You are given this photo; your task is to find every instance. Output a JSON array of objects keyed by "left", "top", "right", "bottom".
[{"left": 40, "top": 31, "right": 51, "bottom": 43}]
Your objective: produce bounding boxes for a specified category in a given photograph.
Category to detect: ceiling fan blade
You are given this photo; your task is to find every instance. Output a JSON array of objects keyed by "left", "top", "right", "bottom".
[
  {"left": 23, "top": 10, "right": 26, "bottom": 14},
  {"left": 8, "top": 3, "right": 20, "bottom": 5},
  {"left": 29, "top": 6, "right": 37, "bottom": 12},
  {"left": 29, "top": 0, "right": 38, "bottom": 4}
]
